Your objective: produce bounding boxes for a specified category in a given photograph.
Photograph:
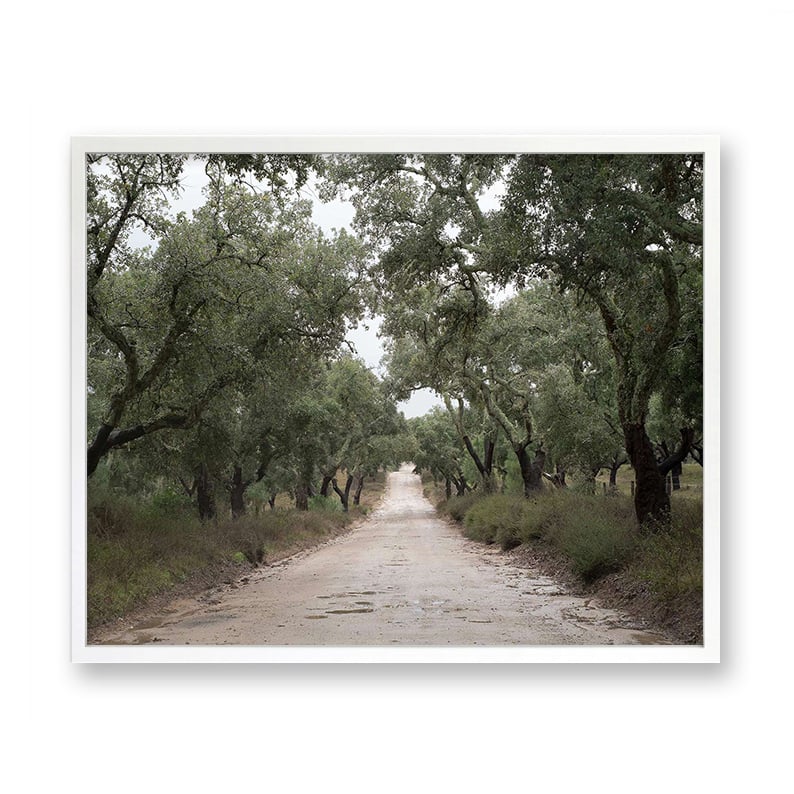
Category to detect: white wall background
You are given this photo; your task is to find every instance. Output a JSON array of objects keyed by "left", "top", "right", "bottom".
[{"left": 4, "top": 1, "right": 790, "bottom": 792}]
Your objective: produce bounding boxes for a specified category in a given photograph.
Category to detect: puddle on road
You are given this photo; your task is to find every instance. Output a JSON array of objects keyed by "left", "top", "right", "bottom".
[
  {"left": 325, "top": 608, "right": 375, "bottom": 614},
  {"left": 316, "top": 591, "right": 378, "bottom": 599}
]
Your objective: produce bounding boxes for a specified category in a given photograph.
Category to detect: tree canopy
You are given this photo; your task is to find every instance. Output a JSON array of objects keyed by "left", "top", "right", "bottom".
[{"left": 86, "top": 150, "right": 704, "bottom": 528}]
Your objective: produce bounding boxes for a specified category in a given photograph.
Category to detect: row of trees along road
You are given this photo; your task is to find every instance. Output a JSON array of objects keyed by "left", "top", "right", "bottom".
[
  {"left": 86, "top": 154, "right": 410, "bottom": 518},
  {"left": 87, "top": 152, "right": 703, "bottom": 529},
  {"left": 323, "top": 153, "right": 703, "bottom": 527}
]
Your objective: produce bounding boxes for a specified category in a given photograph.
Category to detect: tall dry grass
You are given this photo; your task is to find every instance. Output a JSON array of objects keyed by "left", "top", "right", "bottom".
[
  {"left": 442, "top": 487, "right": 702, "bottom": 603},
  {"left": 86, "top": 473, "right": 386, "bottom": 628}
]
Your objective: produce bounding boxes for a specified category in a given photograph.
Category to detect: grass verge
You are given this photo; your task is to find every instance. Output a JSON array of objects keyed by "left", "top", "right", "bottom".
[
  {"left": 86, "top": 472, "right": 387, "bottom": 630},
  {"left": 438, "top": 487, "right": 703, "bottom": 643}
]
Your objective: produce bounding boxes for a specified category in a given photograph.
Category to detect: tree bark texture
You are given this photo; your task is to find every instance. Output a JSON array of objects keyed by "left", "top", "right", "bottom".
[
  {"left": 462, "top": 434, "right": 497, "bottom": 493},
  {"left": 230, "top": 465, "right": 248, "bottom": 519},
  {"left": 196, "top": 463, "right": 216, "bottom": 521},
  {"left": 624, "top": 423, "right": 670, "bottom": 526},
  {"left": 353, "top": 474, "right": 365, "bottom": 506},
  {"left": 320, "top": 474, "right": 333, "bottom": 498},
  {"left": 516, "top": 445, "right": 545, "bottom": 497},
  {"left": 295, "top": 482, "right": 309, "bottom": 511},
  {"left": 332, "top": 475, "right": 354, "bottom": 512}
]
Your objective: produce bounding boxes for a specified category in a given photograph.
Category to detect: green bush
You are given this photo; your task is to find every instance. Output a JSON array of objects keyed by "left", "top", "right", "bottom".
[
  {"left": 463, "top": 494, "right": 527, "bottom": 548},
  {"left": 309, "top": 495, "right": 344, "bottom": 512},
  {"left": 550, "top": 512, "right": 636, "bottom": 582},
  {"left": 447, "top": 487, "right": 703, "bottom": 601},
  {"left": 456, "top": 489, "right": 639, "bottom": 580},
  {"left": 151, "top": 486, "right": 192, "bottom": 515},
  {"left": 633, "top": 500, "right": 703, "bottom": 601},
  {"left": 441, "top": 491, "right": 484, "bottom": 523}
]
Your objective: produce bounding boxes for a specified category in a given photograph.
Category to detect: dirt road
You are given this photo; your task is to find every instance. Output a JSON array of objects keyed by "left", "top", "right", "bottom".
[{"left": 94, "top": 464, "right": 670, "bottom": 646}]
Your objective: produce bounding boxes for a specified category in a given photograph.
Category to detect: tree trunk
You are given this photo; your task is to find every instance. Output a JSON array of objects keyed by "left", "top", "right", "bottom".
[
  {"left": 268, "top": 494, "right": 277, "bottom": 510},
  {"left": 691, "top": 442, "right": 703, "bottom": 467},
  {"left": 461, "top": 434, "right": 497, "bottom": 493},
  {"left": 516, "top": 445, "right": 545, "bottom": 497},
  {"left": 445, "top": 477, "right": 452, "bottom": 500},
  {"left": 657, "top": 428, "right": 694, "bottom": 489},
  {"left": 178, "top": 475, "right": 197, "bottom": 498},
  {"left": 554, "top": 463, "right": 567, "bottom": 488},
  {"left": 230, "top": 465, "right": 247, "bottom": 519},
  {"left": 196, "top": 463, "right": 216, "bottom": 521},
  {"left": 332, "top": 475, "right": 354, "bottom": 512},
  {"left": 451, "top": 473, "right": 468, "bottom": 496},
  {"left": 670, "top": 460, "right": 682, "bottom": 491},
  {"left": 320, "top": 474, "right": 333, "bottom": 497},
  {"left": 86, "top": 423, "right": 120, "bottom": 477},
  {"left": 295, "top": 482, "right": 309, "bottom": 511},
  {"left": 624, "top": 422, "right": 670, "bottom": 526},
  {"left": 608, "top": 454, "right": 628, "bottom": 490},
  {"left": 353, "top": 474, "right": 365, "bottom": 506}
]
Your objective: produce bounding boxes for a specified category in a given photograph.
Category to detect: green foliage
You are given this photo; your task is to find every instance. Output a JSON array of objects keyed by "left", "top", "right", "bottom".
[
  {"left": 327, "top": 152, "right": 703, "bottom": 525},
  {"left": 84, "top": 151, "right": 704, "bottom": 625},
  {"left": 452, "top": 488, "right": 700, "bottom": 590},
  {"left": 462, "top": 492, "right": 572, "bottom": 549},
  {"left": 440, "top": 491, "right": 484, "bottom": 523},
  {"left": 633, "top": 501, "right": 703, "bottom": 601},
  {"left": 457, "top": 490, "right": 643, "bottom": 581},
  {"left": 309, "top": 495, "right": 344, "bottom": 512},
  {"left": 545, "top": 506, "right": 636, "bottom": 582},
  {"left": 86, "top": 153, "right": 369, "bottom": 481},
  {"left": 151, "top": 486, "right": 192, "bottom": 515},
  {"left": 463, "top": 494, "right": 528, "bottom": 548},
  {"left": 409, "top": 407, "right": 467, "bottom": 486}
]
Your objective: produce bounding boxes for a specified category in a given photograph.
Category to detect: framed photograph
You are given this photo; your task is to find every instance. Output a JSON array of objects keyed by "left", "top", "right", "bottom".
[{"left": 72, "top": 135, "right": 719, "bottom": 663}]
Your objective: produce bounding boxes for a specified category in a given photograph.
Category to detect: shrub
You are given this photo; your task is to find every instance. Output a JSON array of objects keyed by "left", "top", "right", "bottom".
[
  {"left": 519, "top": 492, "right": 637, "bottom": 581},
  {"left": 463, "top": 494, "right": 526, "bottom": 548},
  {"left": 441, "top": 492, "right": 483, "bottom": 523},
  {"left": 453, "top": 489, "right": 640, "bottom": 581},
  {"left": 633, "top": 499, "right": 703, "bottom": 601},
  {"left": 151, "top": 486, "right": 192, "bottom": 515},
  {"left": 513, "top": 493, "right": 568, "bottom": 544},
  {"left": 552, "top": 512, "right": 636, "bottom": 582},
  {"left": 309, "top": 495, "right": 344, "bottom": 512}
]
